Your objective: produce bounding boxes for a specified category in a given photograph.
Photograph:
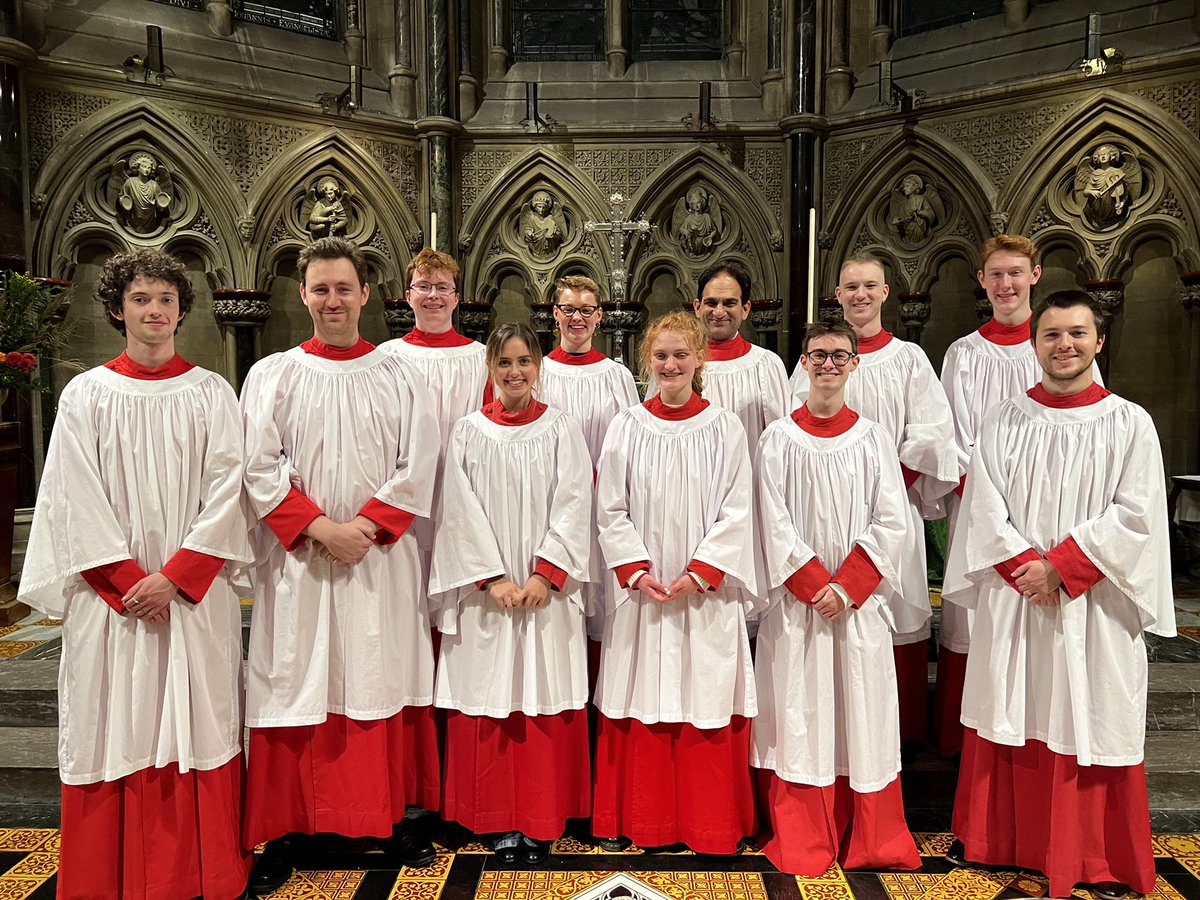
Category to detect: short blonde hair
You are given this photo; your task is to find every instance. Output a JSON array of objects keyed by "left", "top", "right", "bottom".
[
  {"left": 980, "top": 234, "right": 1038, "bottom": 269},
  {"left": 555, "top": 274, "right": 602, "bottom": 303},
  {"left": 639, "top": 310, "right": 706, "bottom": 396}
]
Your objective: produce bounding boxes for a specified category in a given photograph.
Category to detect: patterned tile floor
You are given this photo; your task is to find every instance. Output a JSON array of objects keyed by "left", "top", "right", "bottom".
[{"left": 0, "top": 828, "right": 1198, "bottom": 900}]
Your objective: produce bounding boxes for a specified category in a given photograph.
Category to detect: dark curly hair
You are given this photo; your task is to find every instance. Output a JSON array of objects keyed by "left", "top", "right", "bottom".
[{"left": 97, "top": 249, "right": 195, "bottom": 335}]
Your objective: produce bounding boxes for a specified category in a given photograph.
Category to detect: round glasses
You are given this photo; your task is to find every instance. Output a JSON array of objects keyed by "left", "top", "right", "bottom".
[{"left": 805, "top": 349, "right": 856, "bottom": 366}]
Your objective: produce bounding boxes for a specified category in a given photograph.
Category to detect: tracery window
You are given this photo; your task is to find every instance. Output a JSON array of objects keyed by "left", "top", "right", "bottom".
[
  {"left": 897, "top": 0, "right": 1002, "bottom": 36},
  {"left": 512, "top": 0, "right": 605, "bottom": 61},
  {"left": 629, "top": 0, "right": 722, "bottom": 60}
]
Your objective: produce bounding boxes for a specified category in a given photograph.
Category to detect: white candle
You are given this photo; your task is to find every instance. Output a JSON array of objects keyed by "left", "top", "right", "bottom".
[
  {"left": 430, "top": 212, "right": 438, "bottom": 252},
  {"left": 807, "top": 207, "right": 817, "bottom": 324}
]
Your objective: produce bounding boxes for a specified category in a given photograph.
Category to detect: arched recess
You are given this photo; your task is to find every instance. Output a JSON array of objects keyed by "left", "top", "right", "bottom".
[
  {"left": 823, "top": 127, "right": 995, "bottom": 295},
  {"left": 250, "top": 130, "right": 423, "bottom": 295},
  {"left": 32, "top": 99, "right": 243, "bottom": 283},
  {"left": 459, "top": 148, "right": 613, "bottom": 304},
  {"left": 626, "top": 146, "right": 782, "bottom": 303}
]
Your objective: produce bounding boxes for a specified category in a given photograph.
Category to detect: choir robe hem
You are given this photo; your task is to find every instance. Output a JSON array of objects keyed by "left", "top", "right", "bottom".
[
  {"left": 750, "top": 760, "right": 902, "bottom": 796},
  {"left": 59, "top": 755, "right": 251, "bottom": 900},
  {"left": 957, "top": 715, "right": 1147, "bottom": 767},
  {"left": 892, "top": 640, "right": 930, "bottom": 745},
  {"left": 244, "top": 698, "right": 436, "bottom": 729},
  {"left": 435, "top": 699, "right": 589, "bottom": 718},
  {"left": 755, "top": 769, "right": 919, "bottom": 877},
  {"left": 60, "top": 746, "right": 243, "bottom": 788},
  {"left": 952, "top": 729, "right": 1155, "bottom": 897},
  {"left": 591, "top": 707, "right": 748, "bottom": 731},
  {"left": 243, "top": 707, "right": 441, "bottom": 848}
]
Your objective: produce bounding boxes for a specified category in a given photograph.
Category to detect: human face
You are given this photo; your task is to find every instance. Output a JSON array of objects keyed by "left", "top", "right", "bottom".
[
  {"left": 650, "top": 331, "right": 698, "bottom": 403},
  {"left": 1033, "top": 305, "right": 1104, "bottom": 393},
  {"left": 116, "top": 275, "right": 183, "bottom": 349},
  {"left": 136, "top": 157, "right": 154, "bottom": 177},
  {"left": 835, "top": 262, "right": 889, "bottom": 332},
  {"left": 553, "top": 288, "right": 603, "bottom": 353},
  {"left": 693, "top": 273, "right": 748, "bottom": 342},
  {"left": 532, "top": 193, "right": 550, "bottom": 215},
  {"left": 406, "top": 266, "right": 459, "bottom": 333},
  {"left": 978, "top": 250, "right": 1041, "bottom": 324},
  {"left": 490, "top": 336, "right": 538, "bottom": 410},
  {"left": 322, "top": 183, "right": 337, "bottom": 200},
  {"left": 300, "top": 256, "right": 369, "bottom": 347},
  {"left": 802, "top": 334, "right": 858, "bottom": 383}
]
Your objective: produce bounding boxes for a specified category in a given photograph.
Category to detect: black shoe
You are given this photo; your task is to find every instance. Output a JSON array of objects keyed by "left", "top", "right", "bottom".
[
  {"left": 1091, "top": 883, "right": 1130, "bottom": 900},
  {"left": 391, "top": 819, "right": 437, "bottom": 869},
  {"left": 494, "top": 843, "right": 520, "bottom": 865},
  {"left": 248, "top": 837, "right": 295, "bottom": 895},
  {"left": 522, "top": 839, "right": 551, "bottom": 865},
  {"left": 596, "top": 835, "right": 632, "bottom": 852},
  {"left": 944, "top": 839, "right": 967, "bottom": 867}
]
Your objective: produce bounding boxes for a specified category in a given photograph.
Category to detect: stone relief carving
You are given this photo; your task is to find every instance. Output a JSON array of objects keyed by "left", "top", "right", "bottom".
[
  {"left": 165, "top": 108, "right": 307, "bottom": 195},
  {"left": 988, "top": 210, "right": 1010, "bottom": 235},
  {"left": 744, "top": 145, "right": 784, "bottom": 223},
  {"left": 927, "top": 101, "right": 1077, "bottom": 189},
  {"left": 1131, "top": 78, "right": 1199, "bottom": 139},
  {"left": 888, "top": 174, "right": 944, "bottom": 248},
  {"left": 28, "top": 88, "right": 118, "bottom": 174},
  {"left": 108, "top": 151, "right": 175, "bottom": 234},
  {"left": 823, "top": 137, "right": 874, "bottom": 213},
  {"left": 519, "top": 190, "right": 567, "bottom": 259},
  {"left": 306, "top": 175, "right": 351, "bottom": 238},
  {"left": 237, "top": 213, "right": 256, "bottom": 242},
  {"left": 1073, "top": 143, "right": 1143, "bottom": 231},
  {"left": 672, "top": 185, "right": 723, "bottom": 258}
]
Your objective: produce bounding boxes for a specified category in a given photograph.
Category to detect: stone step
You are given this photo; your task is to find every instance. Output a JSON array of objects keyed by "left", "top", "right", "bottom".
[
  {"left": 0, "top": 659, "right": 57, "bottom": 727},
  {"left": 0, "top": 725, "right": 60, "bottom": 827}
]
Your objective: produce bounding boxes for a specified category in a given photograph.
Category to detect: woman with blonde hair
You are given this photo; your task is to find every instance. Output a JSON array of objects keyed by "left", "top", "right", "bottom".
[{"left": 592, "top": 310, "right": 761, "bottom": 854}]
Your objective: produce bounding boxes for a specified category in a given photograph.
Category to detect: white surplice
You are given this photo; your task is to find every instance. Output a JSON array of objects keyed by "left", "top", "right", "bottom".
[
  {"left": 429, "top": 407, "right": 593, "bottom": 717},
  {"left": 594, "top": 403, "right": 760, "bottom": 728},
  {"left": 752, "top": 415, "right": 909, "bottom": 791},
  {"left": 20, "top": 366, "right": 253, "bottom": 784},
  {"left": 790, "top": 337, "right": 957, "bottom": 641},
  {"left": 240, "top": 347, "right": 439, "bottom": 726},
  {"left": 942, "top": 392, "right": 1174, "bottom": 765},
  {"left": 378, "top": 338, "right": 487, "bottom": 450}
]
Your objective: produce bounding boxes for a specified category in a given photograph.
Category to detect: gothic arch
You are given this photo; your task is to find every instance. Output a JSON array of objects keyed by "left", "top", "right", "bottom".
[{"left": 31, "top": 98, "right": 243, "bottom": 283}]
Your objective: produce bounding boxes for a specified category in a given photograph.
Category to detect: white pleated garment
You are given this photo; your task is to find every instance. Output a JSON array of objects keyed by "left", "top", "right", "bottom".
[
  {"left": 429, "top": 408, "right": 593, "bottom": 716},
  {"left": 790, "top": 338, "right": 956, "bottom": 642},
  {"left": 594, "top": 403, "right": 760, "bottom": 728},
  {"left": 943, "top": 393, "right": 1174, "bottom": 765},
  {"left": 751, "top": 416, "right": 909, "bottom": 791},
  {"left": 240, "top": 347, "right": 439, "bottom": 726},
  {"left": 20, "top": 366, "right": 254, "bottom": 784}
]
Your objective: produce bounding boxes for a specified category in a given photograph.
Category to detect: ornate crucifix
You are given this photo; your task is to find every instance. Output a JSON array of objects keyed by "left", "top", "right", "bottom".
[{"left": 585, "top": 192, "right": 651, "bottom": 365}]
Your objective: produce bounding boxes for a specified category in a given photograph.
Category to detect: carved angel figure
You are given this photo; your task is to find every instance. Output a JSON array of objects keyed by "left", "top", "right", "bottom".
[
  {"left": 1075, "top": 144, "right": 1142, "bottom": 231},
  {"left": 672, "top": 185, "right": 723, "bottom": 258},
  {"left": 519, "top": 190, "right": 567, "bottom": 259},
  {"left": 888, "top": 174, "right": 944, "bottom": 248},
  {"left": 108, "top": 152, "right": 174, "bottom": 234},
  {"left": 307, "top": 176, "right": 350, "bottom": 239}
]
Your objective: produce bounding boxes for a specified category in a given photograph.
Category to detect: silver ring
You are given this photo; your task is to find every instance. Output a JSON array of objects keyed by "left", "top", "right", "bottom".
[{"left": 130, "top": 599, "right": 139, "bottom": 606}]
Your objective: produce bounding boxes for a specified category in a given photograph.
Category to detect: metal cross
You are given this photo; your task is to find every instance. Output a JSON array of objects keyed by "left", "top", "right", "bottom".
[{"left": 585, "top": 192, "right": 651, "bottom": 305}]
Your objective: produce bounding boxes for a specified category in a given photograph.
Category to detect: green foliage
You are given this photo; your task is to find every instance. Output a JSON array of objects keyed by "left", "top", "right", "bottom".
[
  {"left": 926, "top": 517, "right": 949, "bottom": 587},
  {"left": 0, "top": 272, "right": 75, "bottom": 391}
]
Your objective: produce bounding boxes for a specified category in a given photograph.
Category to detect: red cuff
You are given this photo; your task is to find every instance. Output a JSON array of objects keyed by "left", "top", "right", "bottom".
[
  {"left": 954, "top": 474, "right": 966, "bottom": 499},
  {"left": 687, "top": 560, "right": 725, "bottom": 591},
  {"left": 160, "top": 549, "right": 225, "bottom": 604},
  {"left": 264, "top": 486, "right": 323, "bottom": 551},
  {"left": 901, "top": 465, "right": 920, "bottom": 489},
  {"left": 534, "top": 558, "right": 567, "bottom": 592},
  {"left": 358, "top": 497, "right": 416, "bottom": 545},
  {"left": 1045, "top": 536, "right": 1105, "bottom": 599},
  {"left": 832, "top": 544, "right": 883, "bottom": 608},
  {"left": 615, "top": 561, "right": 650, "bottom": 587},
  {"left": 477, "top": 576, "right": 498, "bottom": 591},
  {"left": 81, "top": 559, "right": 150, "bottom": 614},
  {"left": 993, "top": 547, "right": 1042, "bottom": 595},
  {"left": 784, "top": 557, "right": 832, "bottom": 604}
]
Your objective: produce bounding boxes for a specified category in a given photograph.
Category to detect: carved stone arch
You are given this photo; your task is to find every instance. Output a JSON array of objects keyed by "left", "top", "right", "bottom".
[
  {"left": 52, "top": 227, "right": 125, "bottom": 281},
  {"left": 1105, "top": 218, "right": 1198, "bottom": 283},
  {"left": 909, "top": 239, "right": 978, "bottom": 294},
  {"left": 823, "top": 128, "right": 995, "bottom": 295},
  {"left": 1030, "top": 226, "right": 1098, "bottom": 282},
  {"left": 32, "top": 98, "right": 243, "bottom": 281},
  {"left": 546, "top": 257, "right": 606, "bottom": 304},
  {"left": 628, "top": 254, "right": 692, "bottom": 322},
  {"left": 250, "top": 130, "right": 422, "bottom": 294},
  {"left": 626, "top": 146, "right": 780, "bottom": 300},
  {"left": 164, "top": 235, "right": 232, "bottom": 290}
]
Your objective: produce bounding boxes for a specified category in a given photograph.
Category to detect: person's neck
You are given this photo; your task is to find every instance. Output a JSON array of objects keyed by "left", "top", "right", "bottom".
[
  {"left": 805, "top": 389, "right": 846, "bottom": 418},
  {"left": 659, "top": 385, "right": 693, "bottom": 407},
  {"left": 313, "top": 329, "right": 361, "bottom": 349},
  {"left": 124, "top": 339, "right": 175, "bottom": 370},
  {"left": 1040, "top": 372, "right": 1095, "bottom": 396},
  {"left": 852, "top": 319, "right": 883, "bottom": 339},
  {"left": 992, "top": 305, "right": 1032, "bottom": 326},
  {"left": 500, "top": 392, "right": 532, "bottom": 413},
  {"left": 558, "top": 335, "right": 593, "bottom": 354}
]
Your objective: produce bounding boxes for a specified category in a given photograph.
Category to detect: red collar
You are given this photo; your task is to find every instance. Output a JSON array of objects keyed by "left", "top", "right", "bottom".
[
  {"left": 791, "top": 402, "right": 859, "bottom": 436},
  {"left": 979, "top": 317, "right": 1031, "bottom": 346},
  {"left": 706, "top": 334, "right": 752, "bottom": 361},
  {"left": 1027, "top": 382, "right": 1111, "bottom": 408},
  {"left": 301, "top": 337, "right": 374, "bottom": 360},
  {"left": 644, "top": 392, "right": 709, "bottom": 420},
  {"left": 856, "top": 330, "right": 893, "bottom": 354},
  {"left": 404, "top": 327, "right": 473, "bottom": 348},
  {"left": 482, "top": 398, "right": 547, "bottom": 426},
  {"left": 548, "top": 347, "right": 607, "bottom": 366},
  {"left": 104, "top": 352, "right": 195, "bottom": 380}
]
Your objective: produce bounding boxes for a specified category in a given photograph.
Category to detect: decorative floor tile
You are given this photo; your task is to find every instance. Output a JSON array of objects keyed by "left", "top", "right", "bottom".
[
  {"left": 876, "top": 872, "right": 942, "bottom": 899},
  {"left": 0, "top": 642, "right": 41, "bottom": 659},
  {"left": 1178, "top": 626, "right": 1200, "bottom": 643},
  {"left": 0, "top": 831, "right": 53, "bottom": 853}
]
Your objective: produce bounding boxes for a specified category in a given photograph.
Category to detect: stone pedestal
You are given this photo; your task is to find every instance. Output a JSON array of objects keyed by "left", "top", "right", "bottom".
[
  {"left": 899, "top": 291, "right": 931, "bottom": 343},
  {"left": 382, "top": 298, "right": 415, "bottom": 341},
  {"left": 530, "top": 301, "right": 556, "bottom": 354},
  {"left": 1085, "top": 279, "right": 1124, "bottom": 383},
  {"left": 817, "top": 295, "right": 842, "bottom": 325},
  {"left": 599, "top": 301, "right": 646, "bottom": 368},
  {"left": 1180, "top": 272, "right": 1200, "bottom": 314},
  {"left": 212, "top": 289, "right": 272, "bottom": 391},
  {"left": 749, "top": 298, "right": 784, "bottom": 354},
  {"left": 457, "top": 300, "right": 492, "bottom": 344}
]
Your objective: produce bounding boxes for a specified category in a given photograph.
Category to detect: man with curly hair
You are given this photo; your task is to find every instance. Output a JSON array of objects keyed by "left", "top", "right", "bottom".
[{"left": 20, "top": 248, "right": 254, "bottom": 899}]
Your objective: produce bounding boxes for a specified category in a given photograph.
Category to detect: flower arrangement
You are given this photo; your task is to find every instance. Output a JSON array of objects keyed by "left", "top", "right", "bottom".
[{"left": 0, "top": 273, "right": 73, "bottom": 392}]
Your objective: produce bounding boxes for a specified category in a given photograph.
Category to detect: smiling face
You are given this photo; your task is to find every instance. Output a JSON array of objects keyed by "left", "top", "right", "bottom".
[
  {"left": 978, "top": 249, "right": 1041, "bottom": 324},
  {"left": 116, "top": 275, "right": 183, "bottom": 350},
  {"left": 693, "top": 272, "right": 748, "bottom": 342},
  {"left": 1033, "top": 304, "right": 1104, "bottom": 392},
  {"left": 406, "top": 266, "right": 459, "bottom": 333},
  {"left": 835, "top": 261, "right": 889, "bottom": 332},
  {"left": 801, "top": 333, "right": 858, "bottom": 396},
  {"left": 490, "top": 335, "right": 539, "bottom": 408},
  {"left": 300, "top": 256, "right": 369, "bottom": 347},
  {"left": 650, "top": 330, "right": 699, "bottom": 403},
  {"left": 553, "top": 287, "right": 602, "bottom": 353}
]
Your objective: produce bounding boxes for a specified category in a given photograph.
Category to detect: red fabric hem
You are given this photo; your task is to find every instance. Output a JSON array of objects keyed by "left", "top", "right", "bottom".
[
  {"left": 615, "top": 561, "right": 649, "bottom": 587},
  {"left": 900, "top": 465, "right": 920, "bottom": 489},
  {"left": 1045, "top": 536, "right": 1105, "bottom": 599},
  {"left": 687, "top": 559, "right": 724, "bottom": 591},
  {"left": 791, "top": 404, "right": 859, "bottom": 437},
  {"left": 932, "top": 646, "right": 967, "bottom": 758},
  {"left": 104, "top": 352, "right": 195, "bottom": 380},
  {"left": 954, "top": 473, "right": 966, "bottom": 498},
  {"left": 548, "top": 347, "right": 606, "bottom": 365},
  {"left": 978, "top": 317, "right": 1031, "bottom": 345},
  {"left": 82, "top": 559, "right": 150, "bottom": 614},
  {"left": 785, "top": 558, "right": 832, "bottom": 604},
  {"left": 300, "top": 336, "right": 374, "bottom": 359},
  {"left": 643, "top": 393, "right": 709, "bottom": 420},
  {"left": 893, "top": 641, "right": 929, "bottom": 746},
  {"left": 359, "top": 497, "right": 416, "bottom": 545},
  {"left": 855, "top": 330, "right": 893, "bottom": 354},
  {"left": 403, "top": 327, "right": 472, "bottom": 348},
  {"left": 993, "top": 547, "right": 1042, "bottom": 595},
  {"left": 832, "top": 545, "right": 881, "bottom": 609},
  {"left": 160, "top": 549, "right": 224, "bottom": 605},
  {"left": 264, "top": 486, "right": 324, "bottom": 551},
  {"left": 1027, "top": 382, "right": 1111, "bottom": 408},
  {"left": 534, "top": 558, "right": 568, "bottom": 592},
  {"left": 706, "top": 335, "right": 752, "bottom": 361},
  {"left": 482, "top": 398, "right": 548, "bottom": 426}
]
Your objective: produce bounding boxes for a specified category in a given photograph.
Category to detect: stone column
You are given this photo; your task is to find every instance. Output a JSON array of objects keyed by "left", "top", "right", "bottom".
[
  {"left": 761, "top": 0, "right": 784, "bottom": 117},
  {"left": 785, "top": 0, "right": 818, "bottom": 368},
  {"left": 423, "top": 0, "right": 456, "bottom": 256},
  {"left": 457, "top": 0, "right": 480, "bottom": 120},
  {"left": 749, "top": 299, "right": 784, "bottom": 354},
  {"left": 212, "top": 289, "right": 272, "bottom": 391},
  {"left": 1085, "top": 278, "right": 1124, "bottom": 383},
  {"left": 973, "top": 284, "right": 992, "bottom": 322},
  {"left": 599, "top": 300, "right": 647, "bottom": 368},
  {"left": 383, "top": 297, "right": 416, "bottom": 340},
  {"left": 817, "top": 295, "right": 842, "bottom": 325},
  {"left": 825, "top": 0, "right": 853, "bottom": 112},
  {"left": 390, "top": 0, "right": 418, "bottom": 117},
  {"left": 869, "top": 0, "right": 893, "bottom": 65},
  {"left": 488, "top": 0, "right": 509, "bottom": 79},
  {"left": 898, "top": 291, "right": 931, "bottom": 343},
  {"left": 1181, "top": 271, "right": 1200, "bottom": 314},
  {"left": 605, "top": 0, "right": 627, "bottom": 78},
  {"left": 457, "top": 300, "right": 493, "bottom": 344},
  {"left": 530, "top": 301, "right": 556, "bottom": 354},
  {"left": 0, "top": 28, "right": 34, "bottom": 271}
]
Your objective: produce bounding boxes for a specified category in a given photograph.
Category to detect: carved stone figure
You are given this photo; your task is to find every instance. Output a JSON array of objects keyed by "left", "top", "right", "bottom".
[
  {"left": 1074, "top": 144, "right": 1143, "bottom": 231},
  {"left": 108, "top": 152, "right": 174, "bottom": 234},
  {"left": 672, "top": 185, "right": 723, "bottom": 258},
  {"left": 888, "top": 174, "right": 943, "bottom": 248},
  {"left": 307, "top": 176, "right": 350, "bottom": 238},
  {"left": 519, "top": 190, "right": 566, "bottom": 259},
  {"left": 237, "top": 214, "right": 256, "bottom": 242}
]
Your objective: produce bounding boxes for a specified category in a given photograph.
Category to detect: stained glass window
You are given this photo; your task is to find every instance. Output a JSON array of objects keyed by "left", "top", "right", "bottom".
[
  {"left": 897, "top": 0, "right": 1002, "bottom": 36},
  {"left": 513, "top": 0, "right": 604, "bottom": 61},
  {"left": 630, "top": 0, "right": 722, "bottom": 61}
]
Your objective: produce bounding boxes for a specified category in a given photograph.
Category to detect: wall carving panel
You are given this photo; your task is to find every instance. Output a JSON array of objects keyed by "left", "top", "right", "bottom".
[
  {"left": 164, "top": 108, "right": 310, "bottom": 195},
  {"left": 460, "top": 148, "right": 519, "bottom": 216},
  {"left": 1131, "top": 78, "right": 1199, "bottom": 138},
  {"left": 744, "top": 146, "right": 784, "bottom": 223},
  {"left": 28, "top": 88, "right": 119, "bottom": 174},
  {"left": 573, "top": 147, "right": 682, "bottom": 198},
  {"left": 352, "top": 136, "right": 419, "bottom": 211},
  {"left": 823, "top": 136, "right": 874, "bottom": 213}
]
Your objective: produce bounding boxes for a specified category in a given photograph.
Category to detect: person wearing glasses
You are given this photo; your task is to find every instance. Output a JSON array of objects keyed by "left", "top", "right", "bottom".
[
  {"left": 752, "top": 320, "right": 919, "bottom": 876},
  {"left": 429, "top": 322, "right": 593, "bottom": 865},
  {"left": 789, "top": 253, "right": 957, "bottom": 757}
]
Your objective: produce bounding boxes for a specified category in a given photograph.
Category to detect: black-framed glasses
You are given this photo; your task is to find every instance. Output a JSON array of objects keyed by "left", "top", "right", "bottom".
[
  {"left": 554, "top": 304, "right": 599, "bottom": 318},
  {"left": 805, "top": 349, "right": 856, "bottom": 366},
  {"left": 409, "top": 282, "right": 457, "bottom": 296}
]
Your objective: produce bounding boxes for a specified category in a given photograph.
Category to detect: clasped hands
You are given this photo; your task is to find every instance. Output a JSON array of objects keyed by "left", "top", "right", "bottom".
[
  {"left": 635, "top": 573, "right": 700, "bottom": 604},
  {"left": 486, "top": 574, "right": 551, "bottom": 610},
  {"left": 306, "top": 514, "right": 379, "bottom": 566},
  {"left": 121, "top": 572, "right": 178, "bottom": 624},
  {"left": 1012, "top": 558, "right": 1062, "bottom": 606}
]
